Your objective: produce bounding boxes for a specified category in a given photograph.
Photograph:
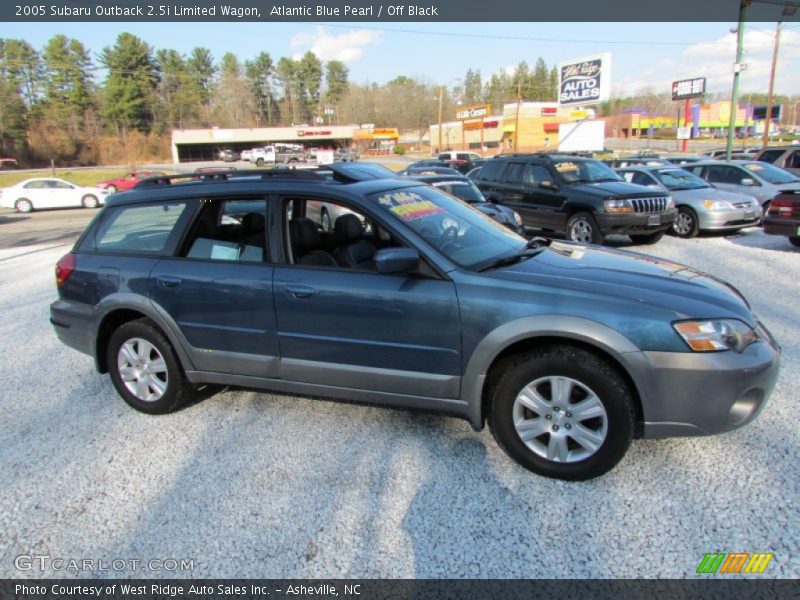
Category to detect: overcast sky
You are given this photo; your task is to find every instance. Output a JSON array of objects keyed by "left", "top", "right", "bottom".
[{"left": 3, "top": 21, "right": 799, "bottom": 97}]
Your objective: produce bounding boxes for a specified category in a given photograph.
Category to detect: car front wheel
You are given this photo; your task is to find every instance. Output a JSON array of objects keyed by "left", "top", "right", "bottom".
[
  {"left": 107, "top": 319, "right": 193, "bottom": 414},
  {"left": 566, "top": 212, "right": 604, "bottom": 245},
  {"left": 489, "top": 345, "right": 635, "bottom": 480},
  {"left": 672, "top": 207, "right": 699, "bottom": 238}
]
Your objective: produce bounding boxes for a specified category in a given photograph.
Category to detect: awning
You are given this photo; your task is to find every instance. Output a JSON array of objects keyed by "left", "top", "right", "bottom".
[{"left": 543, "top": 123, "right": 560, "bottom": 133}]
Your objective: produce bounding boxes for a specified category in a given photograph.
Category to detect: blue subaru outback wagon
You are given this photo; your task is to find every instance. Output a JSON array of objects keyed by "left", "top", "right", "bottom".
[{"left": 50, "top": 165, "right": 781, "bottom": 480}]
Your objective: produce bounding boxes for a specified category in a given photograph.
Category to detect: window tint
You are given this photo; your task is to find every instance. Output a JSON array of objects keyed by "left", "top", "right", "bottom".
[
  {"left": 523, "top": 164, "right": 553, "bottom": 187},
  {"left": 456, "top": 153, "right": 471, "bottom": 161},
  {"left": 96, "top": 202, "right": 188, "bottom": 254},
  {"left": 503, "top": 163, "right": 526, "bottom": 184},
  {"left": 631, "top": 172, "right": 655, "bottom": 186},
  {"left": 787, "top": 151, "right": 800, "bottom": 169},
  {"left": 757, "top": 149, "right": 784, "bottom": 164},
  {"left": 183, "top": 199, "right": 267, "bottom": 262},
  {"left": 437, "top": 153, "right": 450, "bottom": 160},
  {"left": 51, "top": 180, "right": 73, "bottom": 189},
  {"left": 477, "top": 159, "right": 504, "bottom": 181}
]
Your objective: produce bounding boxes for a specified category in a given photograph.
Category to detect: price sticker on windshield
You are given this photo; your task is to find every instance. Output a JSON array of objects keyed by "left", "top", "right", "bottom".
[{"left": 555, "top": 162, "right": 578, "bottom": 172}]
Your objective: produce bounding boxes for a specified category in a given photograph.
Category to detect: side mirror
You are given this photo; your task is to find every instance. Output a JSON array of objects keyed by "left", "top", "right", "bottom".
[
  {"left": 740, "top": 178, "right": 756, "bottom": 186},
  {"left": 374, "top": 248, "right": 420, "bottom": 275},
  {"left": 539, "top": 180, "right": 558, "bottom": 191}
]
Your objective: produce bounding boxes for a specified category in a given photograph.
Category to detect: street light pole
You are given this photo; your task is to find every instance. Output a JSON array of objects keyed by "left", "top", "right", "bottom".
[
  {"left": 437, "top": 85, "right": 443, "bottom": 155},
  {"left": 725, "top": 0, "right": 749, "bottom": 160},
  {"left": 762, "top": 21, "right": 782, "bottom": 147}
]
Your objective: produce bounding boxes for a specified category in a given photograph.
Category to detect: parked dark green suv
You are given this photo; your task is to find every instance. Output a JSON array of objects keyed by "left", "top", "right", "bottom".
[{"left": 475, "top": 154, "right": 677, "bottom": 245}]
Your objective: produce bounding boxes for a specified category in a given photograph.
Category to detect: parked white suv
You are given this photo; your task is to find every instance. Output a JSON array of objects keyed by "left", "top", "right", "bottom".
[{"left": 438, "top": 151, "right": 482, "bottom": 162}]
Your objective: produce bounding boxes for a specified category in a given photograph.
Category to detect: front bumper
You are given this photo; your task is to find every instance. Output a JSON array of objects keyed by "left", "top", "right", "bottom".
[
  {"left": 595, "top": 208, "right": 678, "bottom": 236},
  {"left": 624, "top": 326, "right": 780, "bottom": 438},
  {"left": 698, "top": 208, "right": 760, "bottom": 231},
  {"left": 763, "top": 216, "right": 800, "bottom": 237}
]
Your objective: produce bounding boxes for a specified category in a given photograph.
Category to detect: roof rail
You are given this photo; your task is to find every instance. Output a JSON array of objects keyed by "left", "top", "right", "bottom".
[{"left": 134, "top": 168, "right": 327, "bottom": 188}]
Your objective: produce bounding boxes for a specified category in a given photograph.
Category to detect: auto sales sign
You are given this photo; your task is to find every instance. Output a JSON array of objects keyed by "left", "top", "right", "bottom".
[{"left": 558, "top": 53, "right": 612, "bottom": 107}]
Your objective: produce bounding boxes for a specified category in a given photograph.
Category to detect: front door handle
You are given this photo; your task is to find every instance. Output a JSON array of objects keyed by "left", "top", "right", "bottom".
[
  {"left": 157, "top": 275, "right": 182, "bottom": 288},
  {"left": 284, "top": 285, "right": 314, "bottom": 299}
]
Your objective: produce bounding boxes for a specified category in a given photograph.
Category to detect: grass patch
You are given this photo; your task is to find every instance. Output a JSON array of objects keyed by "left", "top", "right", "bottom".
[{"left": 0, "top": 168, "right": 177, "bottom": 188}]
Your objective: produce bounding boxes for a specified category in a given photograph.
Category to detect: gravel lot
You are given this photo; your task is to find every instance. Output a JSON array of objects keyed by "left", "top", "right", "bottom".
[{"left": 0, "top": 224, "right": 797, "bottom": 579}]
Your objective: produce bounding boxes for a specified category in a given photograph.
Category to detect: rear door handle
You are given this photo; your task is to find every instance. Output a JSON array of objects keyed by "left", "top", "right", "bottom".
[
  {"left": 157, "top": 275, "right": 182, "bottom": 288},
  {"left": 284, "top": 285, "right": 314, "bottom": 299}
]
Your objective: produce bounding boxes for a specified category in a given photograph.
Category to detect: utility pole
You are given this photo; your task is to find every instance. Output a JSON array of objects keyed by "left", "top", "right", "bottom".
[
  {"left": 513, "top": 81, "right": 522, "bottom": 151},
  {"left": 725, "top": 0, "right": 749, "bottom": 160},
  {"left": 437, "top": 85, "right": 443, "bottom": 155},
  {"left": 762, "top": 21, "right": 782, "bottom": 147}
]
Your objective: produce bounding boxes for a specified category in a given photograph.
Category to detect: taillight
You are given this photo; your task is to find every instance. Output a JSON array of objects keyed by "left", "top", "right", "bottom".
[
  {"left": 55, "top": 253, "right": 76, "bottom": 287},
  {"left": 769, "top": 198, "right": 795, "bottom": 218}
]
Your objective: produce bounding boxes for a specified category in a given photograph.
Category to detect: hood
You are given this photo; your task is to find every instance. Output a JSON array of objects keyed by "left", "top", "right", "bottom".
[
  {"left": 491, "top": 241, "right": 753, "bottom": 323},
  {"left": 674, "top": 187, "right": 756, "bottom": 203},
  {"left": 567, "top": 180, "right": 665, "bottom": 200}
]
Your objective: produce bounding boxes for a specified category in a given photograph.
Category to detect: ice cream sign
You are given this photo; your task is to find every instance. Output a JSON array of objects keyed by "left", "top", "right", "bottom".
[{"left": 557, "top": 53, "right": 612, "bottom": 106}]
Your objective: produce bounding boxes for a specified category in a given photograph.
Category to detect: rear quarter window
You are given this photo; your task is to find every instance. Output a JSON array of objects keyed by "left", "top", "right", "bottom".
[{"left": 92, "top": 202, "right": 189, "bottom": 255}]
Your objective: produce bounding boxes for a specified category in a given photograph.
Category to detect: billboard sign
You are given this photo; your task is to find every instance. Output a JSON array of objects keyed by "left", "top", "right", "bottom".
[
  {"left": 672, "top": 78, "right": 706, "bottom": 101},
  {"left": 752, "top": 105, "right": 782, "bottom": 121},
  {"left": 557, "top": 54, "right": 612, "bottom": 106},
  {"left": 456, "top": 104, "right": 491, "bottom": 120},
  {"left": 558, "top": 120, "right": 606, "bottom": 152}
]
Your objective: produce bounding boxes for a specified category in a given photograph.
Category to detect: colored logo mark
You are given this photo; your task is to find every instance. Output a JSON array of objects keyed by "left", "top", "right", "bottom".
[{"left": 696, "top": 552, "right": 773, "bottom": 574}]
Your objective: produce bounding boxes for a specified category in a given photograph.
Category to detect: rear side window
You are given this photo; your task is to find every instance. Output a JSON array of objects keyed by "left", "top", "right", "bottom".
[
  {"left": 787, "top": 151, "right": 800, "bottom": 169},
  {"left": 757, "top": 149, "right": 784, "bottom": 164},
  {"left": 477, "top": 160, "right": 504, "bottom": 182},
  {"left": 437, "top": 153, "right": 450, "bottom": 160},
  {"left": 502, "top": 163, "right": 526, "bottom": 184},
  {"left": 94, "top": 202, "right": 188, "bottom": 254}
]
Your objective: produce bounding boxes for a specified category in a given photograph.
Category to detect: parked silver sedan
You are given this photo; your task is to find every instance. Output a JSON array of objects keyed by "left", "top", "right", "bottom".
[{"left": 617, "top": 166, "right": 761, "bottom": 238}]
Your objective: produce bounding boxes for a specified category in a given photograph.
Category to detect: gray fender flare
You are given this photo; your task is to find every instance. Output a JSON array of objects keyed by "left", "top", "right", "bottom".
[
  {"left": 461, "top": 315, "right": 648, "bottom": 430},
  {"left": 91, "top": 293, "right": 196, "bottom": 373}
]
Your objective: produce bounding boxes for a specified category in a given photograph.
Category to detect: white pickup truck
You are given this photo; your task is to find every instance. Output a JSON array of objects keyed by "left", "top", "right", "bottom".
[{"left": 251, "top": 145, "right": 306, "bottom": 166}]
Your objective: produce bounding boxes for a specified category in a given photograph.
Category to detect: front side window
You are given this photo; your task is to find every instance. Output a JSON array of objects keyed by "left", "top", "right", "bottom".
[
  {"left": 706, "top": 166, "right": 744, "bottom": 184},
  {"left": 368, "top": 185, "right": 524, "bottom": 270},
  {"left": 523, "top": 165, "right": 553, "bottom": 187},
  {"left": 95, "top": 202, "right": 188, "bottom": 254},
  {"left": 503, "top": 163, "right": 525, "bottom": 184}
]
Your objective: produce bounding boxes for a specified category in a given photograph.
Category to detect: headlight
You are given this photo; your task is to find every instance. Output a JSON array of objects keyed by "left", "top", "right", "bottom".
[
  {"left": 702, "top": 199, "right": 733, "bottom": 210},
  {"left": 665, "top": 195, "right": 675, "bottom": 209},
  {"left": 604, "top": 199, "right": 633, "bottom": 214},
  {"left": 513, "top": 211, "right": 523, "bottom": 226},
  {"left": 673, "top": 319, "right": 758, "bottom": 353}
]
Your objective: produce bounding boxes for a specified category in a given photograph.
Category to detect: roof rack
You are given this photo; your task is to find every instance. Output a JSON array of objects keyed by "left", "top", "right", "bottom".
[{"left": 134, "top": 168, "right": 327, "bottom": 188}]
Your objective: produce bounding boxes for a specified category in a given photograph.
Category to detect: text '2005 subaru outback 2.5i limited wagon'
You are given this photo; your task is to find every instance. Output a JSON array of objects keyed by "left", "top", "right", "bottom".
[{"left": 50, "top": 165, "right": 781, "bottom": 480}]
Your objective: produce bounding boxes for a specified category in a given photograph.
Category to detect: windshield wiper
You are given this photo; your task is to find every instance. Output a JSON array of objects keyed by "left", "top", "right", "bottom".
[{"left": 477, "top": 238, "right": 551, "bottom": 272}]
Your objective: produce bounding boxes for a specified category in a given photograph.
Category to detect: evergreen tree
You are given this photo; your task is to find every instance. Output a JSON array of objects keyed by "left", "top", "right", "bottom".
[{"left": 100, "top": 33, "right": 157, "bottom": 133}]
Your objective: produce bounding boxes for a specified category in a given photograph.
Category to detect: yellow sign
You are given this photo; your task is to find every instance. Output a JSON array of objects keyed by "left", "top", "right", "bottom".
[
  {"left": 569, "top": 110, "right": 588, "bottom": 120},
  {"left": 718, "top": 102, "right": 731, "bottom": 122}
]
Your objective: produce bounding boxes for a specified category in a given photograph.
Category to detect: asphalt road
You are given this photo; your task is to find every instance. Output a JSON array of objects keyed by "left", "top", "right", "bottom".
[{"left": 0, "top": 214, "right": 797, "bottom": 579}]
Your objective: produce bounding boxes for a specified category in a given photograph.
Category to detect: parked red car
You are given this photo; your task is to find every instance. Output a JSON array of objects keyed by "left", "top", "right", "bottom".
[
  {"left": 763, "top": 191, "right": 800, "bottom": 247},
  {"left": 96, "top": 170, "right": 165, "bottom": 193}
]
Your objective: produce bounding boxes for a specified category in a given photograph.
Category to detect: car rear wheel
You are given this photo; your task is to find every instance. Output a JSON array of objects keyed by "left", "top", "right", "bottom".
[
  {"left": 81, "top": 194, "right": 99, "bottom": 209},
  {"left": 489, "top": 345, "right": 635, "bottom": 480},
  {"left": 566, "top": 212, "right": 604, "bottom": 245},
  {"left": 15, "top": 199, "right": 33, "bottom": 213},
  {"left": 255, "top": 158, "right": 264, "bottom": 167},
  {"left": 672, "top": 207, "right": 699, "bottom": 238},
  {"left": 629, "top": 230, "right": 665, "bottom": 245},
  {"left": 789, "top": 236, "right": 800, "bottom": 247},
  {"left": 107, "top": 319, "right": 193, "bottom": 414}
]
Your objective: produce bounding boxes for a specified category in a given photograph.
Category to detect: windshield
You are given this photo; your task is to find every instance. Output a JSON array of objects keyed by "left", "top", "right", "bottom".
[
  {"left": 368, "top": 185, "right": 525, "bottom": 270},
  {"left": 553, "top": 159, "right": 621, "bottom": 184},
  {"left": 652, "top": 169, "right": 710, "bottom": 190},
  {"left": 431, "top": 180, "right": 486, "bottom": 203},
  {"left": 741, "top": 162, "right": 799, "bottom": 184}
]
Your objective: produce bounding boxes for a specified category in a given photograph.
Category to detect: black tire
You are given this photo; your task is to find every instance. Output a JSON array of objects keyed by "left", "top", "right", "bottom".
[
  {"left": 629, "top": 230, "right": 665, "bottom": 245},
  {"left": 107, "top": 318, "right": 193, "bottom": 414},
  {"left": 789, "top": 236, "right": 800, "bottom": 247},
  {"left": 671, "top": 206, "right": 699, "bottom": 238},
  {"left": 82, "top": 194, "right": 99, "bottom": 209},
  {"left": 488, "top": 345, "right": 635, "bottom": 481},
  {"left": 759, "top": 201, "right": 770, "bottom": 226},
  {"left": 106, "top": 185, "right": 117, "bottom": 194},
  {"left": 321, "top": 208, "right": 331, "bottom": 231},
  {"left": 566, "top": 212, "right": 604, "bottom": 245},
  {"left": 255, "top": 158, "right": 264, "bottom": 167},
  {"left": 15, "top": 198, "right": 33, "bottom": 213}
]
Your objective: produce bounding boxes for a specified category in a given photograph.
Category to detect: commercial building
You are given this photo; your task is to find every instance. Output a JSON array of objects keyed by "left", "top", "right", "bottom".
[
  {"left": 429, "top": 102, "right": 574, "bottom": 154},
  {"left": 604, "top": 101, "right": 748, "bottom": 139}
]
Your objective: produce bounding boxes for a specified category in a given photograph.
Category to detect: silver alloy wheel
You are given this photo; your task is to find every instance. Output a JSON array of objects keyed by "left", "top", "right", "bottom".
[
  {"left": 82, "top": 194, "right": 98, "bottom": 208},
  {"left": 321, "top": 209, "right": 331, "bottom": 231},
  {"left": 117, "top": 337, "right": 168, "bottom": 402},
  {"left": 513, "top": 376, "right": 608, "bottom": 463},
  {"left": 673, "top": 211, "right": 693, "bottom": 235},
  {"left": 569, "top": 218, "right": 593, "bottom": 244}
]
